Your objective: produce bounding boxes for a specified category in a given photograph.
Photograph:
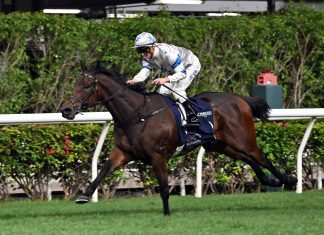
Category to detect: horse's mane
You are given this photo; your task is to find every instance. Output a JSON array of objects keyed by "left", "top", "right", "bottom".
[
  {"left": 87, "top": 62, "right": 126, "bottom": 82},
  {"left": 87, "top": 61, "right": 146, "bottom": 94}
]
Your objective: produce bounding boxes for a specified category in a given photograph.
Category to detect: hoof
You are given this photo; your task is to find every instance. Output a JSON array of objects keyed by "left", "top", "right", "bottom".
[
  {"left": 75, "top": 195, "right": 90, "bottom": 204},
  {"left": 284, "top": 175, "right": 298, "bottom": 190},
  {"left": 267, "top": 178, "right": 282, "bottom": 187}
]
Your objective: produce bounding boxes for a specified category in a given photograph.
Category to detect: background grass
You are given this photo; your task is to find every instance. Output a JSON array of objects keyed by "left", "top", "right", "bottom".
[{"left": 0, "top": 191, "right": 323, "bottom": 235}]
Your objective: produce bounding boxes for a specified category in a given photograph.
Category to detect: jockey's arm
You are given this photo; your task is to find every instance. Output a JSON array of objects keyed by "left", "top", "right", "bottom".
[
  {"left": 151, "top": 77, "right": 170, "bottom": 85},
  {"left": 152, "top": 54, "right": 187, "bottom": 85},
  {"left": 127, "top": 61, "right": 151, "bottom": 85}
]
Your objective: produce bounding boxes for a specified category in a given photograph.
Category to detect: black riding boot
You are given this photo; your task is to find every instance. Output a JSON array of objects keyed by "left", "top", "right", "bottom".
[{"left": 183, "top": 101, "right": 200, "bottom": 127}]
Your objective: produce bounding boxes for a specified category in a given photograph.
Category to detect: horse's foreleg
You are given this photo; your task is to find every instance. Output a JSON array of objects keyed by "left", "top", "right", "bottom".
[
  {"left": 151, "top": 155, "right": 170, "bottom": 216},
  {"left": 76, "top": 147, "right": 128, "bottom": 204}
]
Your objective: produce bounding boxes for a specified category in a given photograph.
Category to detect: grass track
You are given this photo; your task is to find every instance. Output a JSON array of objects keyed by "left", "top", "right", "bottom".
[{"left": 0, "top": 191, "right": 323, "bottom": 235}]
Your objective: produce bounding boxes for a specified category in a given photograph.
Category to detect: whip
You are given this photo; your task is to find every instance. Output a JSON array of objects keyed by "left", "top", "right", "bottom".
[{"left": 160, "top": 84, "right": 201, "bottom": 108}]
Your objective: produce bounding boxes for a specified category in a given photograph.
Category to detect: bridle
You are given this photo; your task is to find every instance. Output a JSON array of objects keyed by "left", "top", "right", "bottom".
[{"left": 69, "top": 72, "right": 127, "bottom": 114}]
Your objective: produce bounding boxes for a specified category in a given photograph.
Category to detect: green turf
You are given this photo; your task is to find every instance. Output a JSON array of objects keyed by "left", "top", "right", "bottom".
[{"left": 0, "top": 191, "right": 323, "bottom": 235}]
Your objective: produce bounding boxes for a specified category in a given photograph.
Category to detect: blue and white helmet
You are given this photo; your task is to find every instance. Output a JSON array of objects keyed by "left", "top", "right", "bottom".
[{"left": 133, "top": 32, "right": 157, "bottom": 48}]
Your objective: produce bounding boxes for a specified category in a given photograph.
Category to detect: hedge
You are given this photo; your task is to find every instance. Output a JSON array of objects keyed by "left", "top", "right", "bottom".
[{"left": 0, "top": 6, "right": 323, "bottom": 114}]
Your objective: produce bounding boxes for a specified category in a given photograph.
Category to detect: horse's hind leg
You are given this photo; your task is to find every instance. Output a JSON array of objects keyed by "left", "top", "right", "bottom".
[
  {"left": 217, "top": 112, "right": 297, "bottom": 188},
  {"left": 251, "top": 149, "right": 297, "bottom": 189},
  {"left": 222, "top": 146, "right": 283, "bottom": 187},
  {"left": 151, "top": 154, "right": 170, "bottom": 216},
  {"left": 76, "top": 147, "right": 129, "bottom": 203},
  {"left": 223, "top": 144, "right": 297, "bottom": 188}
]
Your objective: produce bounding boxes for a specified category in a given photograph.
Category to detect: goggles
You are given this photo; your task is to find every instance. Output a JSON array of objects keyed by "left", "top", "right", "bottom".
[{"left": 136, "top": 47, "right": 151, "bottom": 54}]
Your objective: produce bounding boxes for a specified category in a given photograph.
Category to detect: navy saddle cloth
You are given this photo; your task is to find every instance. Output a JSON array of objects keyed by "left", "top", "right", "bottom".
[{"left": 162, "top": 96, "right": 216, "bottom": 150}]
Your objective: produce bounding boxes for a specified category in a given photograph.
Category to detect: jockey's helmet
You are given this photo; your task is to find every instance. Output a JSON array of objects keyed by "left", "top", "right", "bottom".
[{"left": 133, "top": 32, "right": 156, "bottom": 48}]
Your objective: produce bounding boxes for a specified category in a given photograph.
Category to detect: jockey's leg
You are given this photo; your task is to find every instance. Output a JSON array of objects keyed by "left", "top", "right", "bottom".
[
  {"left": 172, "top": 77, "right": 199, "bottom": 125},
  {"left": 158, "top": 83, "right": 172, "bottom": 96}
]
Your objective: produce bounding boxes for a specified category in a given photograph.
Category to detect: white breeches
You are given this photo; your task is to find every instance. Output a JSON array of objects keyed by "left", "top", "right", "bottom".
[{"left": 158, "top": 63, "right": 201, "bottom": 103}]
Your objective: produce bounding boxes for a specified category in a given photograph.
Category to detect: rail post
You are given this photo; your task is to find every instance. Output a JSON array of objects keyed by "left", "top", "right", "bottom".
[
  {"left": 195, "top": 147, "right": 205, "bottom": 198},
  {"left": 296, "top": 117, "right": 316, "bottom": 193},
  {"left": 91, "top": 121, "right": 112, "bottom": 202}
]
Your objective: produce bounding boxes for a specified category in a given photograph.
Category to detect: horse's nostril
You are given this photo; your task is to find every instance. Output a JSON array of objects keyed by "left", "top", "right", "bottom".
[{"left": 61, "top": 108, "right": 71, "bottom": 117}]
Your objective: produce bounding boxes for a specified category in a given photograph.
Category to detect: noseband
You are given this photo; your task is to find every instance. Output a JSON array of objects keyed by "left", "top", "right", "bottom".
[{"left": 69, "top": 72, "right": 127, "bottom": 113}]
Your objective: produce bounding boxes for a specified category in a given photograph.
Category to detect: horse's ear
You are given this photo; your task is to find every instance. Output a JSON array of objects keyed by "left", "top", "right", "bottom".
[{"left": 80, "top": 60, "right": 86, "bottom": 72}]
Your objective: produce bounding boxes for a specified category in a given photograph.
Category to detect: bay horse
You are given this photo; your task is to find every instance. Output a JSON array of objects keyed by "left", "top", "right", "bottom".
[{"left": 60, "top": 62, "right": 297, "bottom": 215}]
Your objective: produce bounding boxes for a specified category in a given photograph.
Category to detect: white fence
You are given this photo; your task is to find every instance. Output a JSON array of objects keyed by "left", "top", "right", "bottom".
[{"left": 0, "top": 108, "right": 323, "bottom": 202}]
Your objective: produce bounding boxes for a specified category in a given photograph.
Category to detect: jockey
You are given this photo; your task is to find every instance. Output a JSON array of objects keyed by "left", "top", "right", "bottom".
[{"left": 127, "top": 32, "right": 201, "bottom": 125}]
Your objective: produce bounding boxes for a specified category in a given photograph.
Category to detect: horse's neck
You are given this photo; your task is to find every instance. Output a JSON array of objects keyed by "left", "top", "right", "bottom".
[{"left": 101, "top": 80, "right": 145, "bottom": 123}]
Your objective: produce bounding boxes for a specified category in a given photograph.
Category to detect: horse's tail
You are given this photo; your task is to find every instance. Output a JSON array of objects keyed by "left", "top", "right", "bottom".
[{"left": 240, "top": 96, "right": 271, "bottom": 121}]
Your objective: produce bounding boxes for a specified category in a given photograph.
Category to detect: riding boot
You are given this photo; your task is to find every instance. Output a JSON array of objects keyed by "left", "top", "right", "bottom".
[{"left": 183, "top": 101, "right": 200, "bottom": 127}]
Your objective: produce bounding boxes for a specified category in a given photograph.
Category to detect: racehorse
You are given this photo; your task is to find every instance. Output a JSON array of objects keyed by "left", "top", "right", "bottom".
[{"left": 60, "top": 62, "right": 297, "bottom": 215}]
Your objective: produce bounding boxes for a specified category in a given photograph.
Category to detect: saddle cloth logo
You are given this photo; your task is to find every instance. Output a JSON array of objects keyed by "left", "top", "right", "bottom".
[{"left": 197, "top": 111, "right": 213, "bottom": 118}]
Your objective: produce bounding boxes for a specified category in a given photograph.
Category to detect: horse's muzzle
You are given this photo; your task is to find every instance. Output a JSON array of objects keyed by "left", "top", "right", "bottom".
[{"left": 61, "top": 107, "right": 76, "bottom": 120}]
